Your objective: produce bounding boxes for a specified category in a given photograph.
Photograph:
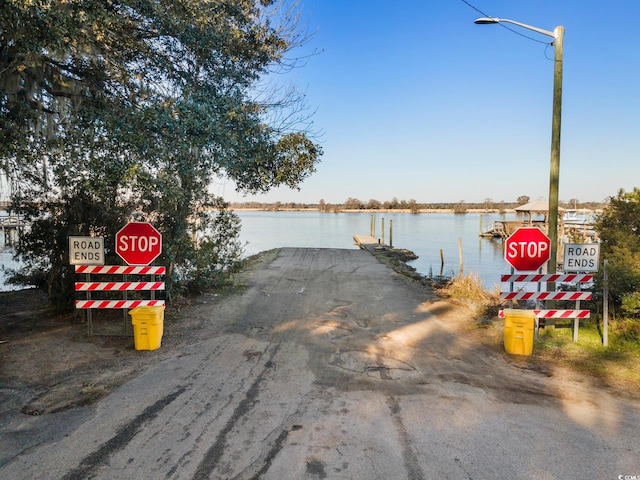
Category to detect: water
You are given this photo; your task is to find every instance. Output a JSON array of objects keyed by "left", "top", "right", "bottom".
[
  {"left": 0, "top": 245, "right": 21, "bottom": 291},
  {"left": 236, "top": 210, "right": 510, "bottom": 289},
  {"left": 0, "top": 210, "right": 512, "bottom": 291}
]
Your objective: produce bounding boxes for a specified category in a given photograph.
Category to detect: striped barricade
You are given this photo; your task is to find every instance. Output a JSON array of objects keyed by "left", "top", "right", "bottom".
[
  {"left": 501, "top": 273, "right": 593, "bottom": 283},
  {"left": 75, "top": 264, "right": 166, "bottom": 335},
  {"left": 499, "top": 309, "right": 590, "bottom": 319},
  {"left": 75, "top": 265, "right": 166, "bottom": 275},
  {"left": 76, "top": 299, "right": 165, "bottom": 309},
  {"left": 500, "top": 272, "right": 592, "bottom": 341},
  {"left": 75, "top": 264, "right": 166, "bottom": 309},
  {"left": 500, "top": 291, "right": 592, "bottom": 301},
  {"left": 75, "top": 281, "right": 165, "bottom": 293}
]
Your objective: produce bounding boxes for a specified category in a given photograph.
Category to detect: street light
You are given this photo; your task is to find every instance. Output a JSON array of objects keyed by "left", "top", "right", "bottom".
[{"left": 474, "top": 17, "right": 564, "bottom": 275}]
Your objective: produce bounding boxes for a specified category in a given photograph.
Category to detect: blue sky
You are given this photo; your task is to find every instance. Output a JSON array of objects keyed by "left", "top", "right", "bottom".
[{"left": 217, "top": 0, "right": 640, "bottom": 205}]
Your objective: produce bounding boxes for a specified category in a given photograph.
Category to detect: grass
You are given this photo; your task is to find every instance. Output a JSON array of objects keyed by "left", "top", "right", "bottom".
[
  {"left": 532, "top": 320, "right": 640, "bottom": 394},
  {"left": 439, "top": 272, "right": 501, "bottom": 304},
  {"left": 367, "top": 250, "right": 640, "bottom": 396},
  {"left": 440, "top": 273, "right": 640, "bottom": 396}
]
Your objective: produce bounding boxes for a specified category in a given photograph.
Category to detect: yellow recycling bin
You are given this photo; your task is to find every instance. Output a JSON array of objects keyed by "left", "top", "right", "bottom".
[
  {"left": 503, "top": 309, "right": 536, "bottom": 356},
  {"left": 129, "top": 305, "right": 165, "bottom": 351}
]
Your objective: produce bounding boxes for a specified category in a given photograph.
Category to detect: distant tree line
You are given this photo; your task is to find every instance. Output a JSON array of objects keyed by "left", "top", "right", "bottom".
[{"left": 230, "top": 196, "right": 606, "bottom": 213}]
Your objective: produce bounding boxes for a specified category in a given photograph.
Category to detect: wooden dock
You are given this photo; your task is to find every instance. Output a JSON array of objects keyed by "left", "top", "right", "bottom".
[
  {"left": 480, "top": 220, "right": 597, "bottom": 241},
  {"left": 1, "top": 216, "right": 26, "bottom": 245},
  {"left": 353, "top": 234, "right": 388, "bottom": 251},
  {"left": 480, "top": 200, "right": 598, "bottom": 241},
  {"left": 480, "top": 221, "right": 547, "bottom": 239},
  {"left": 355, "top": 214, "right": 394, "bottom": 250}
]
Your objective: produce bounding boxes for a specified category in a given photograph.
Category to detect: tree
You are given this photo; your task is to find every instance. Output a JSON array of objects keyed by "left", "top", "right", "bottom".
[
  {"left": 344, "top": 198, "right": 363, "bottom": 210},
  {"left": 366, "top": 199, "right": 381, "bottom": 210},
  {"left": 566, "top": 198, "right": 580, "bottom": 209},
  {"left": 595, "top": 188, "right": 640, "bottom": 321},
  {"left": 1, "top": 0, "right": 322, "bottom": 307},
  {"left": 516, "top": 196, "right": 530, "bottom": 205},
  {"left": 453, "top": 200, "right": 467, "bottom": 214}
]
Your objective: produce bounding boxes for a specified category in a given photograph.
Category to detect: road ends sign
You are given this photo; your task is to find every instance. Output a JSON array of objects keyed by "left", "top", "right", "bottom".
[
  {"left": 69, "top": 236, "right": 104, "bottom": 265},
  {"left": 116, "top": 222, "right": 162, "bottom": 266},
  {"left": 504, "top": 227, "right": 551, "bottom": 271},
  {"left": 563, "top": 244, "right": 600, "bottom": 272}
]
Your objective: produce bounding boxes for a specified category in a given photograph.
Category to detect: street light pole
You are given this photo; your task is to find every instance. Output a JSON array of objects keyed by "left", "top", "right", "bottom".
[{"left": 474, "top": 17, "right": 564, "bottom": 275}]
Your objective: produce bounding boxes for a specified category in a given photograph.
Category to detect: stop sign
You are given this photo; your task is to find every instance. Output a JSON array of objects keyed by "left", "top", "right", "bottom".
[
  {"left": 504, "top": 227, "right": 551, "bottom": 271},
  {"left": 116, "top": 222, "right": 162, "bottom": 266}
]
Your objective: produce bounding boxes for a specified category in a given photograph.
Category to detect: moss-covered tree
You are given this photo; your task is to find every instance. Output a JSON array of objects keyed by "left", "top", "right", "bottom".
[{"left": 1, "top": 0, "right": 322, "bottom": 307}]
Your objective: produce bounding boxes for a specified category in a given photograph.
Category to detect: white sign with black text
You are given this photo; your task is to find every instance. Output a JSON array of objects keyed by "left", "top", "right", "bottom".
[
  {"left": 69, "top": 236, "right": 105, "bottom": 265},
  {"left": 562, "top": 243, "right": 600, "bottom": 272}
]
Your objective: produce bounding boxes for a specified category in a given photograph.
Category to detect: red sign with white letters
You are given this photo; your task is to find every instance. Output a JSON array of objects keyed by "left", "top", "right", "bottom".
[
  {"left": 115, "top": 222, "right": 162, "bottom": 266},
  {"left": 504, "top": 227, "right": 551, "bottom": 271}
]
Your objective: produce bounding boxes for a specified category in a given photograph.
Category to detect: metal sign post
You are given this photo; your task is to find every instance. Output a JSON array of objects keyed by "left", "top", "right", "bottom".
[
  {"left": 69, "top": 236, "right": 105, "bottom": 335},
  {"left": 603, "top": 259, "right": 609, "bottom": 347}
]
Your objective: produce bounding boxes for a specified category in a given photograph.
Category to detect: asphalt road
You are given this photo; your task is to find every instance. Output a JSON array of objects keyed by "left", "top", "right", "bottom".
[{"left": 2, "top": 248, "right": 639, "bottom": 479}]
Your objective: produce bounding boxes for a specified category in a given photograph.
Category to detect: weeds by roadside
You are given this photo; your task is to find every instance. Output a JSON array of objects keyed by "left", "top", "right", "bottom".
[
  {"left": 372, "top": 247, "right": 640, "bottom": 396},
  {"left": 534, "top": 322, "right": 640, "bottom": 395}
]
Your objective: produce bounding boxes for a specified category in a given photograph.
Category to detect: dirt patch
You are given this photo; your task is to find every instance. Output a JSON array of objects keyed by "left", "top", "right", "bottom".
[{"left": 0, "top": 283, "right": 242, "bottom": 415}]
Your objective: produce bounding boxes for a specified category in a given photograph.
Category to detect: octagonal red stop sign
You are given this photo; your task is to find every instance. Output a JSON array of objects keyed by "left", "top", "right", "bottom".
[
  {"left": 504, "top": 227, "right": 551, "bottom": 271},
  {"left": 116, "top": 222, "right": 162, "bottom": 266}
]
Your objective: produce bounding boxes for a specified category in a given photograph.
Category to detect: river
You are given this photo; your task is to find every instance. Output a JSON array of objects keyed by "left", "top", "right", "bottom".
[
  {"left": 0, "top": 210, "right": 512, "bottom": 291},
  {"left": 236, "top": 210, "right": 510, "bottom": 289}
]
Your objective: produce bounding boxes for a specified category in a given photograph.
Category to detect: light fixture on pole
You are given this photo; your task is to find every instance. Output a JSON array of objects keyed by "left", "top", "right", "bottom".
[{"left": 474, "top": 17, "right": 564, "bottom": 275}]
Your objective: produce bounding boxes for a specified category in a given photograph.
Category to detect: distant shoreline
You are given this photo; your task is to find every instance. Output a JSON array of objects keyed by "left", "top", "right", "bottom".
[{"left": 229, "top": 207, "right": 514, "bottom": 214}]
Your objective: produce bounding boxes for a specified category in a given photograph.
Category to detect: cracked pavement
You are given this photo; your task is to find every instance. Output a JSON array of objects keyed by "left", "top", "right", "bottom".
[{"left": 1, "top": 248, "right": 639, "bottom": 479}]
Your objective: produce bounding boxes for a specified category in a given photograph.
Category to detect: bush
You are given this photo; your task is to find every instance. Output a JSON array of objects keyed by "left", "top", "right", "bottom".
[
  {"left": 611, "top": 318, "right": 640, "bottom": 344},
  {"left": 171, "top": 199, "right": 244, "bottom": 296},
  {"left": 621, "top": 291, "right": 640, "bottom": 318},
  {"left": 439, "top": 273, "right": 501, "bottom": 305},
  {"left": 594, "top": 188, "right": 640, "bottom": 317}
]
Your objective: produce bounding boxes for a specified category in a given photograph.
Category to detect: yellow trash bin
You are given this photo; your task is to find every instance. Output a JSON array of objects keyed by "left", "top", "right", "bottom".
[
  {"left": 129, "top": 305, "right": 164, "bottom": 351},
  {"left": 503, "top": 309, "right": 536, "bottom": 356}
]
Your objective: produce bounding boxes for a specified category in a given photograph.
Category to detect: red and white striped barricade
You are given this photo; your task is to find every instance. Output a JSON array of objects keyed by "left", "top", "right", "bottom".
[
  {"left": 75, "top": 299, "right": 165, "bottom": 309},
  {"left": 75, "top": 265, "right": 166, "bottom": 276},
  {"left": 75, "top": 265, "right": 166, "bottom": 335},
  {"left": 500, "top": 273, "right": 593, "bottom": 342}
]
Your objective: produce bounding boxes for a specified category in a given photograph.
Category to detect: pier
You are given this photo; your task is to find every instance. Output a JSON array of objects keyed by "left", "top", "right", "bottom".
[
  {"left": 353, "top": 234, "right": 389, "bottom": 251},
  {"left": 354, "top": 214, "right": 393, "bottom": 251},
  {"left": 480, "top": 220, "right": 547, "bottom": 239},
  {"left": 1, "top": 215, "right": 25, "bottom": 246},
  {"left": 1, "top": 194, "right": 29, "bottom": 246},
  {"left": 480, "top": 218, "right": 597, "bottom": 241},
  {"left": 479, "top": 199, "right": 597, "bottom": 241}
]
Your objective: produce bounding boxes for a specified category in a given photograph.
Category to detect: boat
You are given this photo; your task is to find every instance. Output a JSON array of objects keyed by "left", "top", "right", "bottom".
[{"left": 562, "top": 209, "right": 596, "bottom": 225}]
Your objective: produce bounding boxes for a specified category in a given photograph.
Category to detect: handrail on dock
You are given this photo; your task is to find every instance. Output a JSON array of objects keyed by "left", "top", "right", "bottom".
[
  {"left": 0, "top": 216, "right": 27, "bottom": 228},
  {"left": 480, "top": 220, "right": 548, "bottom": 239},
  {"left": 1, "top": 215, "right": 27, "bottom": 246},
  {"left": 480, "top": 221, "right": 507, "bottom": 238}
]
